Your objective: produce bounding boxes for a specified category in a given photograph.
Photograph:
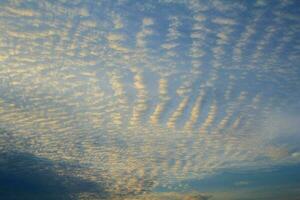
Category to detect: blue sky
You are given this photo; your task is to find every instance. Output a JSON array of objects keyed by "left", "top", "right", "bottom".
[{"left": 0, "top": 0, "right": 300, "bottom": 199}]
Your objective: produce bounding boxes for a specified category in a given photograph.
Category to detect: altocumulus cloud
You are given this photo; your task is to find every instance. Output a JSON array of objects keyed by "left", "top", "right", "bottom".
[{"left": 0, "top": 0, "right": 300, "bottom": 199}]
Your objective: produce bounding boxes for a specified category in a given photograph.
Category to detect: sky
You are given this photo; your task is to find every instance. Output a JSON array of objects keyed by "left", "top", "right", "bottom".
[{"left": 0, "top": 0, "right": 300, "bottom": 199}]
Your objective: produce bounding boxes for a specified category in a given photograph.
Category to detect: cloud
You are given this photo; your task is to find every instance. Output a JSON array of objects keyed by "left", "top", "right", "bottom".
[
  {"left": 107, "top": 33, "right": 125, "bottom": 41},
  {"left": 199, "top": 100, "right": 218, "bottom": 134},
  {"left": 5, "top": 6, "right": 38, "bottom": 17},
  {"left": 130, "top": 71, "right": 148, "bottom": 126},
  {"left": 0, "top": 150, "right": 108, "bottom": 200},
  {"left": 193, "top": 15, "right": 206, "bottom": 22},
  {"left": 184, "top": 91, "right": 205, "bottom": 131},
  {"left": 259, "top": 112, "right": 300, "bottom": 143},
  {"left": 7, "top": 30, "right": 55, "bottom": 39},
  {"left": 150, "top": 77, "right": 170, "bottom": 125},
  {"left": 234, "top": 181, "right": 250, "bottom": 186},
  {"left": 136, "top": 18, "right": 154, "bottom": 48},
  {"left": 253, "top": 111, "right": 300, "bottom": 162},
  {"left": 167, "top": 96, "right": 189, "bottom": 129},
  {"left": 142, "top": 18, "right": 154, "bottom": 26},
  {"left": 1, "top": 0, "right": 300, "bottom": 198},
  {"left": 265, "top": 146, "right": 289, "bottom": 160},
  {"left": 106, "top": 33, "right": 129, "bottom": 52},
  {"left": 119, "top": 192, "right": 212, "bottom": 200},
  {"left": 212, "top": 17, "right": 236, "bottom": 26},
  {"left": 112, "top": 13, "right": 124, "bottom": 29}
]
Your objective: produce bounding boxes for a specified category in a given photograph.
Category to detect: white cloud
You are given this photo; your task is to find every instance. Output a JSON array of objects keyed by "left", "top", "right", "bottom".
[{"left": 212, "top": 17, "right": 236, "bottom": 26}]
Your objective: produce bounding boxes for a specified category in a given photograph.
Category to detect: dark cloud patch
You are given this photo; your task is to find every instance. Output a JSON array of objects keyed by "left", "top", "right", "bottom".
[
  {"left": 184, "top": 193, "right": 213, "bottom": 200},
  {"left": 0, "top": 151, "right": 108, "bottom": 200}
]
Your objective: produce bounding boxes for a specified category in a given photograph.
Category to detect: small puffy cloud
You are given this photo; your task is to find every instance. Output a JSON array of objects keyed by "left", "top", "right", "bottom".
[
  {"left": 107, "top": 33, "right": 125, "bottom": 41},
  {"left": 255, "top": 0, "right": 268, "bottom": 7},
  {"left": 212, "top": 17, "right": 236, "bottom": 26},
  {"left": 161, "top": 43, "right": 178, "bottom": 50},
  {"left": 78, "top": 7, "right": 89, "bottom": 16},
  {"left": 194, "top": 15, "right": 206, "bottom": 22},
  {"left": 143, "top": 18, "right": 154, "bottom": 26},
  {"left": 112, "top": 14, "right": 124, "bottom": 29},
  {"left": 0, "top": 54, "right": 8, "bottom": 62}
]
